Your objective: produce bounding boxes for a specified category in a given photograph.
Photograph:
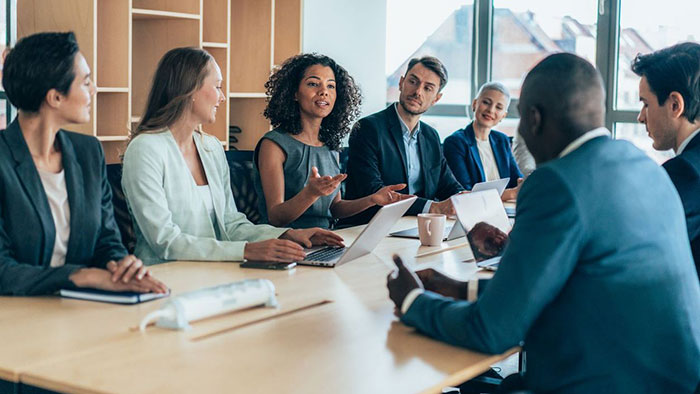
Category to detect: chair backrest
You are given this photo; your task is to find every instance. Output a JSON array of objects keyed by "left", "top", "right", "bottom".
[
  {"left": 106, "top": 163, "right": 136, "bottom": 254},
  {"left": 225, "top": 150, "right": 262, "bottom": 224}
]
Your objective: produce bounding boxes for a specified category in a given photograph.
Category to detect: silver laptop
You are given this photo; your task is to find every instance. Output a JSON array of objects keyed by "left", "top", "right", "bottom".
[
  {"left": 389, "top": 220, "right": 465, "bottom": 241},
  {"left": 471, "top": 178, "right": 510, "bottom": 196},
  {"left": 451, "top": 189, "right": 512, "bottom": 271},
  {"left": 299, "top": 196, "right": 417, "bottom": 267}
]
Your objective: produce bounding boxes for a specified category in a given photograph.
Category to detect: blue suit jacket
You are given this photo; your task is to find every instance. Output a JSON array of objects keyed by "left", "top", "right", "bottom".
[
  {"left": 345, "top": 105, "right": 463, "bottom": 224},
  {"left": 443, "top": 123, "right": 522, "bottom": 190},
  {"left": 663, "top": 132, "right": 700, "bottom": 276},
  {"left": 0, "top": 119, "right": 126, "bottom": 295},
  {"left": 403, "top": 136, "right": 700, "bottom": 393}
]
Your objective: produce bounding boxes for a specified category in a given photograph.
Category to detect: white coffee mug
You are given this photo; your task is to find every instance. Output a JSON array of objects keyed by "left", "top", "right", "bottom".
[{"left": 417, "top": 213, "right": 446, "bottom": 246}]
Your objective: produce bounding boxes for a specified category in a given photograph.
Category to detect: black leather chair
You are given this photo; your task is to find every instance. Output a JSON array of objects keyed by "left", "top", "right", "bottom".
[
  {"left": 106, "top": 163, "right": 136, "bottom": 254},
  {"left": 225, "top": 150, "right": 262, "bottom": 224}
]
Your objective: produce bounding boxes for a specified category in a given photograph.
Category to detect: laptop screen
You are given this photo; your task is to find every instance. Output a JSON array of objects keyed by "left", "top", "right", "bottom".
[{"left": 451, "top": 189, "right": 512, "bottom": 262}]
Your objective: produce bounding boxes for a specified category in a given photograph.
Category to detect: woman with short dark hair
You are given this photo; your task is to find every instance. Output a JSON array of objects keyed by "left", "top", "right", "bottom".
[
  {"left": 0, "top": 32, "right": 167, "bottom": 295},
  {"left": 255, "top": 53, "right": 408, "bottom": 229}
]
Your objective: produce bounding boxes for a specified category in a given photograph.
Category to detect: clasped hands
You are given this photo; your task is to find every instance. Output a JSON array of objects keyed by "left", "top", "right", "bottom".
[{"left": 69, "top": 255, "right": 168, "bottom": 294}]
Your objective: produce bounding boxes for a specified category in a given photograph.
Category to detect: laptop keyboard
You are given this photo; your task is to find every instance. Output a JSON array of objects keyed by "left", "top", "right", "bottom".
[{"left": 304, "top": 247, "right": 346, "bottom": 262}]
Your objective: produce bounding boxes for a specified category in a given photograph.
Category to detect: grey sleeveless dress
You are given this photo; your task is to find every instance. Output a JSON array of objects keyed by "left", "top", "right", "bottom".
[{"left": 254, "top": 129, "right": 340, "bottom": 229}]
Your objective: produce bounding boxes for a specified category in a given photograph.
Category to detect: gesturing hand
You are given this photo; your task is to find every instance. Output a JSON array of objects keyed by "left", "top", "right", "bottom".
[
  {"left": 429, "top": 198, "right": 456, "bottom": 216},
  {"left": 415, "top": 268, "right": 467, "bottom": 300},
  {"left": 370, "top": 183, "right": 413, "bottom": 206},
  {"left": 280, "top": 228, "right": 345, "bottom": 248},
  {"left": 305, "top": 166, "right": 347, "bottom": 197},
  {"left": 386, "top": 255, "right": 423, "bottom": 316}
]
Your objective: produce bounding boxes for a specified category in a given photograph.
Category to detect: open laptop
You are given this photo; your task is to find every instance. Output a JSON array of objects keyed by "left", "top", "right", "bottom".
[
  {"left": 389, "top": 219, "right": 465, "bottom": 241},
  {"left": 451, "top": 189, "right": 512, "bottom": 271},
  {"left": 471, "top": 178, "right": 510, "bottom": 196},
  {"left": 299, "top": 196, "right": 417, "bottom": 267}
]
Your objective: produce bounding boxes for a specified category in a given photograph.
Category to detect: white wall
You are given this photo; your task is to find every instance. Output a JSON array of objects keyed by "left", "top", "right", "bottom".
[{"left": 302, "top": 0, "right": 387, "bottom": 117}]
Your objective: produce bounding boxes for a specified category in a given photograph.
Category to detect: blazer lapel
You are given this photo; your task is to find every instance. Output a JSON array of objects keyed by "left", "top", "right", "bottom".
[
  {"left": 4, "top": 119, "right": 55, "bottom": 266},
  {"left": 417, "top": 127, "right": 433, "bottom": 194},
  {"left": 465, "top": 124, "right": 486, "bottom": 182},
  {"left": 385, "top": 105, "right": 409, "bottom": 180},
  {"left": 59, "top": 131, "right": 86, "bottom": 262},
  {"left": 489, "top": 132, "right": 508, "bottom": 179}
]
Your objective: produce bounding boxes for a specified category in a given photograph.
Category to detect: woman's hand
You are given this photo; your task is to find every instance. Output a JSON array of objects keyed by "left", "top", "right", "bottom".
[
  {"left": 106, "top": 255, "right": 149, "bottom": 283},
  {"left": 305, "top": 166, "right": 346, "bottom": 198},
  {"left": 244, "top": 239, "right": 307, "bottom": 262},
  {"left": 69, "top": 268, "right": 168, "bottom": 294},
  {"left": 369, "top": 184, "right": 411, "bottom": 206},
  {"left": 280, "top": 228, "right": 345, "bottom": 248}
]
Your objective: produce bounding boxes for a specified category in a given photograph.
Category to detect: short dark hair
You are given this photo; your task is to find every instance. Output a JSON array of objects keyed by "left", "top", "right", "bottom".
[
  {"left": 405, "top": 56, "right": 448, "bottom": 91},
  {"left": 3, "top": 32, "right": 80, "bottom": 112},
  {"left": 631, "top": 42, "right": 700, "bottom": 123},
  {"left": 264, "top": 53, "right": 362, "bottom": 151}
]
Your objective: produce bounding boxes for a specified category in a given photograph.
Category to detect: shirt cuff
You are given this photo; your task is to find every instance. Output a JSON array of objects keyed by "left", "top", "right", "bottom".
[
  {"left": 467, "top": 278, "right": 480, "bottom": 302},
  {"left": 422, "top": 201, "right": 432, "bottom": 213},
  {"left": 401, "top": 288, "right": 425, "bottom": 315}
]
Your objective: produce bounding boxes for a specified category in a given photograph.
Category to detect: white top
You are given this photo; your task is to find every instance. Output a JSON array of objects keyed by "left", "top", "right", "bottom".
[
  {"left": 677, "top": 127, "right": 700, "bottom": 155},
  {"left": 476, "top": 138, "right": 500, "bottom": 182},
  {"left": 38, "top": 169, "right": 71, "bottom": 268},
  {"left": 196, "top": 184, "right": 216, "bottom": 226}
]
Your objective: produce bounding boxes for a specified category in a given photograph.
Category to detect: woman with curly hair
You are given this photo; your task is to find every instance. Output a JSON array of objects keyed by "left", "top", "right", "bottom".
[{"left": 255, "top": 53, "right": 409, "bottom": 229}]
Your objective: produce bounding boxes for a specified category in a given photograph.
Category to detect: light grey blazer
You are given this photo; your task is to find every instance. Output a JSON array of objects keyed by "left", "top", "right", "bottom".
[{"left": 122, "top": 130, "right": 287, "bottom": 263}]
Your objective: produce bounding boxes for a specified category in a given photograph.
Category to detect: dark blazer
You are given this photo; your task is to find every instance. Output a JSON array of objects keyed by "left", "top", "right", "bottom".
[
  {"left": 403, "top": 136, "right": 700, "bottom": 393},
  {"left": 345, "top": 105, "right": 463, "bottom": 224},
  {"left": 443, "top": 122, "right": 522, "bottom": 190},
  {"left": 0, "top": 119, "right": 126, "bottom": 295},
  {"left": 663, "top": 131, "right": 700, "bottom": 277}
]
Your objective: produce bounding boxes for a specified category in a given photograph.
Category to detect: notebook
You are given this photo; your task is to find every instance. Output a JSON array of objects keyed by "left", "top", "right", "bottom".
[{"left": 59, "top": 288, "right": 170, "bottom": 305}]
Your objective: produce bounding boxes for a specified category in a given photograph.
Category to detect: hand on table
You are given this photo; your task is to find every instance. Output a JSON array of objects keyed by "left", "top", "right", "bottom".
[
  {"left": 106, "top": 255, "right": 149, "bottom": 283},
  {"left": 244, "top": 239, "right": 307, "bottom": 262},
  {"left": 387, "top": 255, "right": 423, "bottom": 317},
  {"left": 70, "top": 267, "right": 168, "bottom": 293},
  {"left": 280, "top": 228, "right": 345, "bottom": 248}
]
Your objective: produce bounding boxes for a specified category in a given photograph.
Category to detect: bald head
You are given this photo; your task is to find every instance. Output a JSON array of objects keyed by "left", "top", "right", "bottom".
[{"left": 518, "top": 54, "right": 606, "bottom": 163}]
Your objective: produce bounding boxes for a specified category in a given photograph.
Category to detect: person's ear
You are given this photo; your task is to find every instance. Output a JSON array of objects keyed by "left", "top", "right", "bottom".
[
  {"left": 44, "top": 88, "right": 63, "bottom": 110},
  {"left": 529, "top": 106, "right": 543, "bottom": 136},
  {"left": 667, "top": 91, "right": 685, "bottom": 119}
]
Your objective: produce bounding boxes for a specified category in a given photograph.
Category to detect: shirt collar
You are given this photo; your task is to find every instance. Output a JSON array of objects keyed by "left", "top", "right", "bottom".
[
  {"left": 558, "top": 127, "right": 611, "bottom": 158},
  {"left": 394, "top": 102, "right": 420, "bottom": 138},
  {"left": 677, "top": 127, "right": 700, "bottom": 155}
]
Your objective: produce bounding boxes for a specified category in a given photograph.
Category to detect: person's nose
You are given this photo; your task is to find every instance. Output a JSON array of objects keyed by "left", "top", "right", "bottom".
[{"left": 637, "top": 108, "right": 645, "bottom": 123}]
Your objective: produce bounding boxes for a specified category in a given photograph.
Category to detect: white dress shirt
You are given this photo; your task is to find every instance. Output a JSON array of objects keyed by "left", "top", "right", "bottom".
[{"left": 38, "top": 169, "right": 71, "bottom": 268}]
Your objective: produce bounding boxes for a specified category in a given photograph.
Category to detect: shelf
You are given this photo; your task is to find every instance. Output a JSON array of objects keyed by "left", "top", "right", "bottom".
[
  {"left": 273, "top": 0, "right": 302, "bottom": 65},
  {"left": 97, "top": 87, "right": 129, "bottom": 93},
  {"left": 97, "top": 92, "right": 130, "bottom": 137},
  {"left": 229, "top": 92, "right": 267, "bottom": 98},
  {"left": 202, "top": 42, "right": 228, "bottom": 48},
  {"left": 132, "top": 9, "right": 201, "bottom": 20},
  {"left": 230, "top": 0, "right": 272, "bottom": 93},
  {"left": 133, "top": 0, "right": 200, "bottom": 15},
  {"left": 98, "top": 135, "right": 130, "bottom": 142},
  {"left": 97, "top": 0, "right": 129, "bottom": 87},
  {"left": 229, "top": 97, "right": 270, "bottom": 150},
  {"left": 203, "top": 0, "right": 229, "bottom": 43}
]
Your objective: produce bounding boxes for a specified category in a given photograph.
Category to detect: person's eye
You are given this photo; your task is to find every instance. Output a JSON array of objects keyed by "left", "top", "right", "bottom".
[
  {"left": 328, "top": 84, "right": 336, "bottom": 90},
  {"left": 307, "top": 82, "right": 318, "bottom": 87}
]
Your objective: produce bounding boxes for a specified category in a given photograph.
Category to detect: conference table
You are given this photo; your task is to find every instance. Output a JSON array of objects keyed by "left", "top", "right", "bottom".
[{"left": 0, "top": 217, "right": 517, "bottom": 394}]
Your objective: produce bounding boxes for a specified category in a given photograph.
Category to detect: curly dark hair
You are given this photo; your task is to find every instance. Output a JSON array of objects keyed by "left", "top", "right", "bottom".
[{"left": 264, "top": 53, "right": 362, "bottom": 151}]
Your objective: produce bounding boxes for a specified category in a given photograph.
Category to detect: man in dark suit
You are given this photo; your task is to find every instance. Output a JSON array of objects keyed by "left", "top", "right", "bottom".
[
  {"left": 345, "top": 56, "right": 463, "bottom": 224},
  {"left": 633, "top": 42, "right": 700, "bottom": 277},
  {"left": 387, "top": 53, "right": 700, "bottom": 393}
]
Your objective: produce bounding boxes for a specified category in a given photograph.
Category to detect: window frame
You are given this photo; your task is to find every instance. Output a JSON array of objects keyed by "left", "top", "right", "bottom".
[{"left": 0, "top": 0, "right": 16, "bottom": 125}]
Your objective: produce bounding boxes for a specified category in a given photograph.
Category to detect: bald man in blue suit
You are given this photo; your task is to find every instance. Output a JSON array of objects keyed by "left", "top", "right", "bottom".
[{"left": 387, "top": 54, "right": 700, "bottom": 393}]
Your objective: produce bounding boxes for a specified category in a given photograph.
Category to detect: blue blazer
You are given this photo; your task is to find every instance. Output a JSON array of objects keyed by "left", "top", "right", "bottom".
[
  {"left": 0, "top": 119, "right": 127, "bottom": 295},
  {"left": 345, "top": 105, "right": 463, "bottom": 224},
  {"left": 403, "top": 136, "right": 700, "bottom": 393},
  {"left": 663, "top": 131, "right": 700, "bottom": 276},
  {"left": 443, "top": 123, "right": 522, "bottom": 190}
]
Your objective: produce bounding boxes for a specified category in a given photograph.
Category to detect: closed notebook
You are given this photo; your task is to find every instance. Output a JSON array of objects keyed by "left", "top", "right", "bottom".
[{"left": 59, "top": 288, "right": 169, "bottom": 304}]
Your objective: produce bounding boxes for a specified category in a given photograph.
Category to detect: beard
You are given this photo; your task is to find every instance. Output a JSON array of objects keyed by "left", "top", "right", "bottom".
[{"left": 399, "top": 97, "right": 428, "bottom": 116}]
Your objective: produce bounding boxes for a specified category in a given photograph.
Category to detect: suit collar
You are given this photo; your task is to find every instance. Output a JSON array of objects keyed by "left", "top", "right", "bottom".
[
  {"left": 677, "top": 127, "right": 700, "bottom": 155},
  {"left": 463, "top": 123, "right": 485, "bottom": 181},
  {"left": 57, "top": 130, "right": 87, "bottom": 262},
  {"left": 385, "top": 104, "right": 409, "bottom": 177}
]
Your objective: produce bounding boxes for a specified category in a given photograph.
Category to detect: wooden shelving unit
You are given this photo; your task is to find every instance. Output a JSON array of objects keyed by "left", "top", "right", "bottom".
[{"left": 18, "top": 0, "right": 302, "bottom": 161}]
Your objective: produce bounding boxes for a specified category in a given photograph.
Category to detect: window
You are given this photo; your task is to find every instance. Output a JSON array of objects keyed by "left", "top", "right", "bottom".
[
  {"left": 491, "top": 0, "right": 598, "bottom": 100},
  {"left": 0, "top": 0, "right": 14, "bottom": 127}
]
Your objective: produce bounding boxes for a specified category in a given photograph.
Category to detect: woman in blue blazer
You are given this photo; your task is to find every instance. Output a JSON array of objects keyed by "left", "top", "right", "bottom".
[
  {"left": 0, "top": 32, "right": 167, "bottom": 295},
  {"left": 444, "top": 82, "right": 522, "bottom": 200}
]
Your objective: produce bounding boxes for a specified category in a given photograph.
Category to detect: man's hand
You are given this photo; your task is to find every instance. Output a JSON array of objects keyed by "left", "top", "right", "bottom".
[
  {"left": 305, "top": 166, "right": 346, "bottom": 197},
  {"left": 387, "top": 255, "right": 423, "bottom": 316},
  {"left": 70, "top": 268, "right": 168, "bottom": 294},
  {"left": 429, "top": 198, "right": 455, "bottom": 216},
  {"left": 280, "top": 228, "right": 345, "bottom": 248},
  {"left": 244, "top": 239, "right": 307, "bottom": 262},
  {"left": 416, "top": 268, "right": 467, "bottom": 300},
  {"left": 467, "top": 222, "right": 509, "bottom": 260},
  {"left": 501, "top": 178, "right": 524, "bottom": 202},
  {"left": 370, "top": 184, "right": 412, "bottom": 206},
  {"left": 106, "top": 255, "right": 149, "bottom": 283}
]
